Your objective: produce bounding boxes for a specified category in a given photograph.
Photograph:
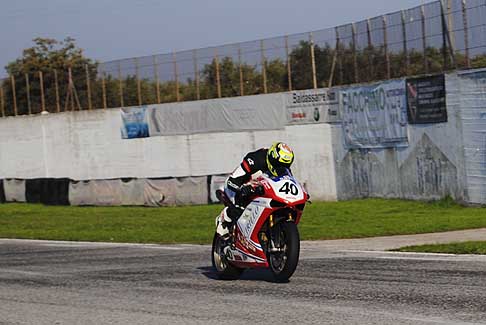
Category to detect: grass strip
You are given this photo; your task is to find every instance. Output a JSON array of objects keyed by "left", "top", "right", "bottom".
[
  {"left": 391, "top": 241, "right": 486, "bottom": 255},
  {"left": 0, "top": 198, "right": 485, "bottom": 244}
]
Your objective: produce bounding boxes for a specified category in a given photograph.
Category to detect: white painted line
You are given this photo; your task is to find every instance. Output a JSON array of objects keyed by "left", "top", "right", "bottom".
[
  {"left": 0, "top": 238, "right": 209, "bottom": 250},
  {"left": 337, "top": 250, "right": 486, "bottom": 262}
]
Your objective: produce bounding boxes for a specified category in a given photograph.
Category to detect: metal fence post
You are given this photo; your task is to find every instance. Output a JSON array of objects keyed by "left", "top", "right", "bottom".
[
  {"left": 193, "top": 50, "right": 200, "bottom": 100},
  {"left": 309, "top": 32, "right": 318, "bottom": 89},
  {"left": 118, "top": 62, "right": 124, "bottom": 107},
  {"left": 351, "top": 23, "right": 359, "bottom": 83},
  {"left": 260, "top": 40, "right": 268, "bottom": 94},
  {"left": 39, "top": 71, "right": 46, "bottom": 113},
  {"left": 238, "top": 46, "right": 244, "bottom": 96},
  {"left": 383, "top": 15, "right": 391, "bottom": 79},
  {"left": 462, "top": 0, "right": 470, "bottom": 68},
  {"left": 65, "top": 68, "right": 73, "bottom": 111},
  {"left": 285, "top": 35, "right": 292, "bottom": 91},
  {"left": 336, "top": 27, "right": 344, "bottom": 85},
  {"left": 0, "top": 84, "right": 5, "bottom": 117},
  {"left": 25, "top": 73, "right": 32, "bottom": 115},
  {"left": 101, "top": 72, "right": 107, "bottom": 109},
  {"left": 366, "top": 19, "right": 374, "bottom": 81},
  {"left": 440, "top": 0, "right": 452, "bottom": 69},
  {"left": 85, "top": 64, "right": 92, "bottom": 110},
  {"left": 65, "top": 67, "right": 81, "bottom": 111},
  {"left": 214, "top": 49, "right": 222, "bottom": 98},
  {"left": 134, "top": 57, "right": 142, "bottom": 105},
  {"left": 54, "top": 70, "right": 61, "bottom": 112},
  {"left": 153, "top": 56, "right": 161, "bottom": 104},
  {"left": 173, "top": 52, "right": 180, "bottom": 102},
  {"left": 10, "top": 75, "right": 17, "bottom": 116},
  {"left": 447, "top": 0, "right": 455, "bottom": 51},
  {"left": 328, "top": 28, "right": 339, "bottom": 88},
  {"left": 421, "top": 5, "right": 428, "bottom": 74},
  {"left": 401, "top": 11, "right": 409, "bottom": 75}
]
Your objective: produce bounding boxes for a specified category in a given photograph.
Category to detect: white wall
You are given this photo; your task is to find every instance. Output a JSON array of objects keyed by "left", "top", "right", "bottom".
[
  {"left": 0, "top": 108, "right": 338, "bottom": 201},
  {"left": 331, "top": 73, "right": 467, "bottom": 201},
  {"left": 3, "top": 71, "right": 480, "bottom": 204}
]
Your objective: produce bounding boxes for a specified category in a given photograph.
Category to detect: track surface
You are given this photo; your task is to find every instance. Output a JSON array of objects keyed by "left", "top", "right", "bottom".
[{"left": 1, "top": 235, "right": 486, "bottom": 324}]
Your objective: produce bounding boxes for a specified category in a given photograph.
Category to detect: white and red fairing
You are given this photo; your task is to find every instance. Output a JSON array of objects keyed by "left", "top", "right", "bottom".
[{"left": 227, "top": 174, "right": 308, "bottom": 268}]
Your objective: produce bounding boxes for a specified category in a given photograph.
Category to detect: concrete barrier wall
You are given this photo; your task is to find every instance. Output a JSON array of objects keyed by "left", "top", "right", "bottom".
[
  {"left": 1, "top": 69, "right": 485, "bottom": 205},
  {"left": 332, "top": 73, "right": 466, "bottom": 201},
  {"left": 0, "top": 107, "right": 337, "bottom": 201}
]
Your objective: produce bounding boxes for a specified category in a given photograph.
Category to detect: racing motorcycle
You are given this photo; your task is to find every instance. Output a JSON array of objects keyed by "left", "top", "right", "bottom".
[{"left": 212, "top": 170, "right": 309, "bottom": 282}]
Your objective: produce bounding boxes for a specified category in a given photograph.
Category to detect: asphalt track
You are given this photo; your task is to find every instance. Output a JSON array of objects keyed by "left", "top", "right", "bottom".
[{"left": 1, "top": 230, "right": 486, "bottom": 324}]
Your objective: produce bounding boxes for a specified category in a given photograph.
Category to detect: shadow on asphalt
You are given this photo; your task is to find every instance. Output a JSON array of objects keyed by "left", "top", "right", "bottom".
[{"left": 198, "top": 266, "right": 289, "bottom": 283}]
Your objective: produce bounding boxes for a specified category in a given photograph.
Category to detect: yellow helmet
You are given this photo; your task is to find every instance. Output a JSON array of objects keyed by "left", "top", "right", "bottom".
[{"left": 266, "top": 142, "right": 294, "bottom": 177}]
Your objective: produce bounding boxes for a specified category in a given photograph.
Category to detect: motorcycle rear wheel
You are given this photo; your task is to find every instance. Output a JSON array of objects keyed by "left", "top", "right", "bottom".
[
  {"left": 211, "top": 233, "right": 243, "bottom": 280},
  {"left": 268, "top": 222, "right": 300, "bottom": 282}
]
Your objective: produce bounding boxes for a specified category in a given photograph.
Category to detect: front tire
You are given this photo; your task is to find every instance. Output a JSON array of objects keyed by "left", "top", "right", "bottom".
[
  {"left": 268, "top": 222, "right": 300, "bottom": 282},
  {"left": 211, "top": 233, "right": 243, "bottom": 279}
]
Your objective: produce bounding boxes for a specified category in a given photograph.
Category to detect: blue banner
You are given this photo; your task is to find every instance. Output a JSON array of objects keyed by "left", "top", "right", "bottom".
[
  {"left": 340, "top": 79, "right": 409, "bottom": 148},
  {"left": 120, "top": 106, "right": 149, "bottom": 139}
]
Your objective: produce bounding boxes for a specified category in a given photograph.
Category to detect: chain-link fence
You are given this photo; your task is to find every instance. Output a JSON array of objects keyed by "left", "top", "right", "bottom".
[{"left": 1, "top": 0, "right": 485, "bottom": 117}]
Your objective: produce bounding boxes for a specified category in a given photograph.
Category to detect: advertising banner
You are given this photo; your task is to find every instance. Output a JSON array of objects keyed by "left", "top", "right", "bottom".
[
  {"left": 341, "top": 79, "right": 408, "bottom": 148},
  {"left": 121, "top": 106, "right": 150, "bottom": 139},
  {"left": 148, "top": 94, "right": 285, "bottom": 136},
  {"left": 406, "top": 74, "right": 447, "bottom": 124},
  {"left": 285, "top": 88, "right": 340, "bottom": 125}
]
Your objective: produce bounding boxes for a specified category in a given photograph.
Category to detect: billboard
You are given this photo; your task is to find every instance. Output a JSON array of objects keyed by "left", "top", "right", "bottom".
[
  {"left": 120, "top": 106, "right": 149, "bottom": 139},
  {"left": 285, "top": 88, "right": 340, "bottom": 125},
  {"left": 406, "top": 74, "right": 447, "bottom": 124},
  {"left": 340, "top": 79, "right": 408, "bottom": 148}
]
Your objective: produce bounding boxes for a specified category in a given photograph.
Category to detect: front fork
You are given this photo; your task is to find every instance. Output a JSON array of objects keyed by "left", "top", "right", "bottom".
[{"left": 260, "top": 213, "right": 294, "bottom": 254}]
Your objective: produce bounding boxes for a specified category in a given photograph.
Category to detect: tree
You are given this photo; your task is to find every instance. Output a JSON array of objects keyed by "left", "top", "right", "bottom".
[
  {"left": 265, "top": 58, "right": 287, "bottom": 93},
  {"left": 3, "top": 37, "right": 98, "bottom": 115},
  {"left": 289, "top": 41, "right": 335, "bottom": 89},
  {"left": 201, "top": 57, "right": 263, "bottom": 98}
]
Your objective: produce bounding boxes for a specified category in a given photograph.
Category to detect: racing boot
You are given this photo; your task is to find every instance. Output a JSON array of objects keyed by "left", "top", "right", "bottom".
[{"left": 215, "top": 207, "right": 233, "bottom": 238}]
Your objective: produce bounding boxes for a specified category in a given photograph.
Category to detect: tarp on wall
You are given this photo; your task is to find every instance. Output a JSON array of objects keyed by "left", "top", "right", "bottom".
[
  {"left": 0, "top": 180, "right": 5, "bottom": 203},
  {"left": 148, "top": 94, "right": 285, "bottom": 136},
  {"left": 26, "top": 179, "right": 43, "bottom": 203},
  {"left": 4, "top": 179, "right": 26, "bottom": 202},
  {"left": 143, "top": 178, "right": 177, "bottom": 206},
  {"left": 41, "top": 178, "right": 70, "bottom": 205},
  {"left": 340, "top": 79, "right": 409, "bottom": 148},
  {"left": 120, "top": 178, "right": 145, "bottom": 206},
  {"left": 69, "top": 180, "right": 123, "bottom": 206},
  {"left": 70, "top": 178, "right": 145, "bottom": 206},
  {"left": 175, "top": 176, "right": 209, "bottom": 205},
  {"left": 458, "top": 68, "right": 486, "bottom": 204},
  {"left": 69, "top": 181, "right": 92, "bottom": 206}
]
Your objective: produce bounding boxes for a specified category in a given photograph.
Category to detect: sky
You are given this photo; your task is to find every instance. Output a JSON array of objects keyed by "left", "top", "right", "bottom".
[{"left": 0, "top": 0, "right": 429, "bottom": 76}]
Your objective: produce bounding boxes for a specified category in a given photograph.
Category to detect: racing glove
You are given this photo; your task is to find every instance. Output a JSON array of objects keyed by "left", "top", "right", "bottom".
[{"left": 239, "top": 184, "right": 254, "bottom": 198}]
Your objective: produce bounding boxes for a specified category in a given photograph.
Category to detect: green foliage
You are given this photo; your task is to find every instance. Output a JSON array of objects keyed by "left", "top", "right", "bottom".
[
  {"left": 3, "top": 38, "right": 98, "bottom": 114},
  {"left": 1, "top": 198, "right": 486, "bottom": 244},
  {"left": 393, "top": 241, "right": 486, "bottom": 255}
]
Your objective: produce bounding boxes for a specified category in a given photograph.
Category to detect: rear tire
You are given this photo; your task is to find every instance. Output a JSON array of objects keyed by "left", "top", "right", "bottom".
[
  {"left": 268, "top": 222, "right": 300, "bottom": 282},
  {"left": 211, "top": 233, "right": 243, "bottom": 280}
]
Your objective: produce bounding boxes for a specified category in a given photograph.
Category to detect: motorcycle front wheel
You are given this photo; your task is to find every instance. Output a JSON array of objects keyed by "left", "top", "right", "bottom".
[
  {"left": 211, "top": 233, "right": 243, "bottom": 280},
  {"left": 268, "top": 222, "right": 300, "bottom": 282}
]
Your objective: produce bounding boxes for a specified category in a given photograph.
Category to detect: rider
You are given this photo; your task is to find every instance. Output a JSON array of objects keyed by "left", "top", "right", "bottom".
[{"left": 217, "top": 142, "right": 295, "bottom": 237}]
